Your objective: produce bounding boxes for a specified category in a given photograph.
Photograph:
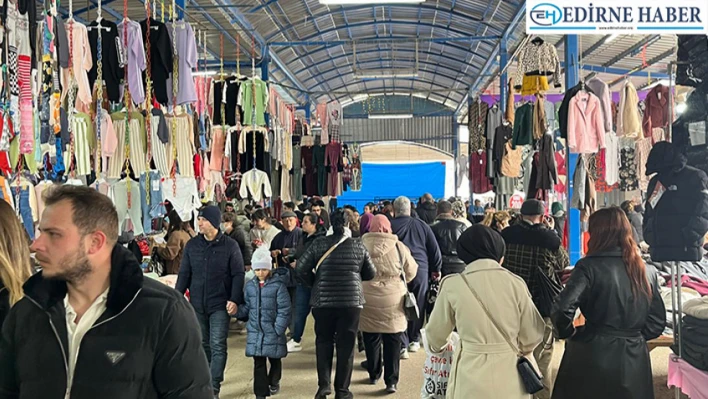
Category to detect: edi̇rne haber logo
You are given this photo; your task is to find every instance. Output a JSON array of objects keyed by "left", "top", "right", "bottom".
[{"left": 526, "top": 0, "right": 708, "bottom": 34}]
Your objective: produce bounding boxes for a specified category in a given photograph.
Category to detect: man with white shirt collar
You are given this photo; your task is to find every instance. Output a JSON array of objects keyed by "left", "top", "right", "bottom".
[{"left": 0, "top": 185, "right": 213, "bottom": 399}]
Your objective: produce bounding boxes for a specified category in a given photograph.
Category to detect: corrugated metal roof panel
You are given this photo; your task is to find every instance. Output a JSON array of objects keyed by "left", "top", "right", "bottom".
[{"left": 341, "top": 116, "right": 455, "bottom": 153}]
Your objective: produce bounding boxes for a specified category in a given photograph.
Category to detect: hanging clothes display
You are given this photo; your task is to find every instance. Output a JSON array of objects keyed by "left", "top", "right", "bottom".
[
  {"left": 512, "top": 102, "right": 533, "bottom": 148},
  {"left": 140, "top": 18, "right": 173, "bottom": 105},
  {"left": 468, "top": 100, "right": 488, "bottom": 152},
  {"left": 486, "top": 104, "right": 502, "bottom": 178},
  {"left": 238, "top": 78, "right": 268, "bottom": 126},
  {"left": 88, "top": 20, "right": 122, "bottom": 102},
  {"left": 567, "top": 91, "right": 605, "bottom": 154},
  {"left": 586, "top": 77, "right": 613, "bottom": 134},
  {"left": 642, "top": 84, "right": 671, "bottom": 138},
  {"left": 165, "top": 20, "right": 197, "bottom": 105},
  {"left": 470, "top": 151, "right": 493, "bottom": 194},
  {"left": 118, "top": 18, "right": 146, "bottom": 105},
  {"left": 618, "top": 80, "right": 642, "bottom": 139},
  {"left": 513, "top": 37, "right": 562, "bottom": 92}
]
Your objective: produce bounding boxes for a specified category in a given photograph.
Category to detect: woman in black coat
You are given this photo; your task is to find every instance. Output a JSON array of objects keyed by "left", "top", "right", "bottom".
[{"left": 551, "top": 207, "right": 666, "bottom": 399}]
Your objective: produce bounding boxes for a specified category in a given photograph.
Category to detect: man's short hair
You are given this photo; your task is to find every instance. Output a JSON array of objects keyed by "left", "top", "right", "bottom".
[
  {"left": 251, "top": 209, "right": 268, "bottom": 221},
  {"left": 283, "top": 202, "right": 296, "bottom": 210},
  {"left": 44, "top": 185, "right": 119, "bottom": 243},
  {"left": 393, "top": 196, "right": 411, "bottom": 216},
  {"left": 423, "top": 193, "right": 434, "bottom": 203},
  {"left": 436, "top": 200, "right": 453, "bottom": 215},
  {"left": 365, "top": 202, "right": 376, "bottom": 209}
]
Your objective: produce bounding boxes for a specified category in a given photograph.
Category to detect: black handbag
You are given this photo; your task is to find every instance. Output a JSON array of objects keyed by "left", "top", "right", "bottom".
[
  {"left": 534, "top": 265, "right": 563, "bottom": 318},
  {"left": 460, "top": 273, "right": 544, "bottom": 394}
]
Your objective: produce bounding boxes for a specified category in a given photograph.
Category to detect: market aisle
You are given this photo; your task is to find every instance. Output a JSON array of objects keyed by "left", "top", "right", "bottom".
[{"left": 218, "top": 318, "right": 684, "bottom": 399}]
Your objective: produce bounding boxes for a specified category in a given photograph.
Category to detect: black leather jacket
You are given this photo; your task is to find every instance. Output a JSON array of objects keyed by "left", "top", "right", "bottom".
[
  {"left": 430, "top": 217, "right": 468, "bottom": 276},
  {"left": 295, "top": 234, "right": 376, "bottom": 309},
  {"left": 551, "top": 249, "right": 665, "bottom": 399}
]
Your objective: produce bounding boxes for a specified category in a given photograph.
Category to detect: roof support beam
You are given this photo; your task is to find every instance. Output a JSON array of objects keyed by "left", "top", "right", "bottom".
[
  {"left": 282, "top": 37, "right": 486, "bottom": 70},
  {"left": 295, "top": 48, "right": 471, "bottom": 78},
  {"left": 302, "top": 58, "right": 470, "bottom": 88},
  {"left": 607, "top": 47, "right": 677, "bottom": 87},
  {"left": 217, "top": 0, "right": 308, "bottom": 102},
  {"left": 455, "top": 2, "right": 525, "bottom": 117},
  {"left": 269, "top": 33, "right": 500, "bottom": 47},
  {"left": 258, "top": 3, "right": 500, "bottom": 41}
]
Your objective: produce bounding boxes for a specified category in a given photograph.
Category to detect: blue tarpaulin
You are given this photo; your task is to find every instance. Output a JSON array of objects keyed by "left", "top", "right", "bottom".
[{"left": 338, "top": 162, "right": 446, "bottom": 211}]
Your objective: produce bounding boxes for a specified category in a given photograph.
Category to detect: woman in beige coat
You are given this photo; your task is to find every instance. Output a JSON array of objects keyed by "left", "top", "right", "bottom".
[
  {"left": 361, "top": 215, "right": 418, "bottom": 394},
  {"left": 426, "top": 225, "right": 545, "bottom": 399}
]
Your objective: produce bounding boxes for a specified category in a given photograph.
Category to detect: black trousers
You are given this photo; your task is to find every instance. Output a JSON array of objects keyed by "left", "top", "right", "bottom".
[
  {"left": 363, "top": 332, "right": 403, "bottom": 386},
  {"left": 312, "top": 307, "right": 361, "bottom": 398},
  {"left": 402, "top": 275, "right": 429, "bottom": 347},
  {"left": 253, "top": 357, "right": 282, "bottom": 397}
]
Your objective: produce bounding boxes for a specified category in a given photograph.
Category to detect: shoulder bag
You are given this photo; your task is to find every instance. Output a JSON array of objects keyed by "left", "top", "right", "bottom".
[
  {"left": 460, "top": 273, "right": 544, "bottom": 394},
  {"left": 396, "top": 245, "right": 420, "bottom": 321},
  {"left": 315, "top": 237, "right": 348, "bottom": 272}
]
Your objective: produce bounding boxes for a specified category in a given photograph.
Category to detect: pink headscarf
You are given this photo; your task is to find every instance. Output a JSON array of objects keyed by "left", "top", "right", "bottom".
[{"left": 369, "top": 214, "right": 392, "bottom": 234}]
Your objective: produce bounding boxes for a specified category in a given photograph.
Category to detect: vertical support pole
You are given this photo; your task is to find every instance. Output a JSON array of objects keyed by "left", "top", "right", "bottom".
[
  {"left": 453, "top": 120, "right": 459, "bottom": 197},
  {"left": 304, "top": 95, "right": 312, "bottom": 125},
  {"left": 565, "top": 35, "right": 581, "bottom": 265},
  {"left": 261, "top": 45, "right": 270, "bottom": 127},
  {"left": 174, "top": 0, "right": 184, "bottom": 19},
  {"left": 467, "top": 88, "right": 474, "bottom": 199},
  {"left": 499, "top": 35, "right": 508, "bottom": 112}
]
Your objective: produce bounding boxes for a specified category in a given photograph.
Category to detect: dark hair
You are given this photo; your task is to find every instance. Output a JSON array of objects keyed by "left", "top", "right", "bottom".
[
  {"left": 297, "top": 203, "right": 308, "bottom": 212},
  {"left": 167, "top": 209, "right": 190, "bottom": 237},
  {"left": 343, "top": 205, "right": 357, "bottom": 213},
  {"left": 303, "top": 213, "right": 319, "bottom": 226},
  {"left": 44, "top": 185, "right": 119, "bottom": 243},
  {"left": 330, "top": 210, "right": 349, "bottom": 236},
  {"left": 284, "top": 202, "right": 296, "bottom": 211},
  {"left": 587, "top": 207, "right": 651, "bottom": 300},
  {"left": 251, "top": 209, "right": 269, "bottom": 222},
  {"left": 312, "top": 199, "right": 325, "bottom": 208},
  {"left": 436, "top": 200, "right": 452, "bottom": 215},
  {"left": 365, "top": 202, "right": 376, "bottom": 209}
]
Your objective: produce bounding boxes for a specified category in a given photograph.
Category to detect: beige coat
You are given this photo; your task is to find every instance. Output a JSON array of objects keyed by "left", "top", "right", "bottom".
[
  {"left": 425, "top": 259, "right": 545, "bottom": 399},
  {"left": 360, "top": 233, "right": 418, "bottom": 334},
  {"left": 618, "top": 80, "right": 642, "bottom": 138}
]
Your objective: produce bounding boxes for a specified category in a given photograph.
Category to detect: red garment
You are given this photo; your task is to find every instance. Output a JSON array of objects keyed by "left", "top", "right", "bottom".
[
  {"left": 562, "top": 216, "right": 569, "bottom": 249},
  {"left": 0, "top": 151, "right": 10, "bottom": 175},
  {"left": 193, "top": 153, "right": 202, "bottom": 179},
  {"left": 594, "top": 148, "right": 618, "bottom": 193},
  {"left": 667, "top": 275, "right": 708, "bottom": 296},
  {"left": 554, "top": 152, "right": 567, "bottom": 194},
  {"left": 642, "top": 84, "right": 671, "bottom": 138},
  {"left": 301, "top": 146, "right": 316, "bottom": 196},
  {"left": 325, "top": 142, "right": 342, "bottom": 196},
  {"left": 470, "top": 152, "right": 493, "bottom": 194}
]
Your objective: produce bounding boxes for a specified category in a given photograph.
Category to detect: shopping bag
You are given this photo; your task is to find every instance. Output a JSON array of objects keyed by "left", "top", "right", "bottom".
[{"left": 420, "top": 330, "right": 459, "bottom": 399}]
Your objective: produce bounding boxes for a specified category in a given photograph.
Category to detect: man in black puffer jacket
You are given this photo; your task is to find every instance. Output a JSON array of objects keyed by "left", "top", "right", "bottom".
[
  {"left": 415, "top": 193, "right": 437, "bottom": 225},
  {"left": 430, "top": 201, "right": 468, "bottom": 276},
  {"left": 643, "top": 141, "right": 708, "bottom": 262},
  {"left": 296, "top": 210, "right": 376, "bottom": 399},
  {"left": 0, "top": 185, "right": 213, "bottom": 399}
]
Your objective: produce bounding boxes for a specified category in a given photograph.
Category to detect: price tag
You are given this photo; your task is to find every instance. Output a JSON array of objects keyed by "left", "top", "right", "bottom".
[{"left": 152, "top": 180, "right": 161, "bottom": 192}]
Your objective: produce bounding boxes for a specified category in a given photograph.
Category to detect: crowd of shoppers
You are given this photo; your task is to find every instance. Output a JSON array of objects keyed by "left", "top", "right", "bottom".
[{"left": 0, "top": 187, "right": 670, "bottom": 399}]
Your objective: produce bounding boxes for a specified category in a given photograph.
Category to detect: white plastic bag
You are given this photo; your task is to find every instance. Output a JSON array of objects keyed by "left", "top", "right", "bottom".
[{"left": 420, "top": 330, "right": 459, "bottom": 399}]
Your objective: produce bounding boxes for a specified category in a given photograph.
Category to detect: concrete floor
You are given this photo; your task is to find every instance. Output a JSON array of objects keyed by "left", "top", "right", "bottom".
[{"left": 218, "top": 318, "right": 686, "bottom": 399}]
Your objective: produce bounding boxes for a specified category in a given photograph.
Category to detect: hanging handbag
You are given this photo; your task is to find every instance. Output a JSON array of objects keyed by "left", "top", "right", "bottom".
[
  {"left": 534, "top": 264, "right": 563, "bottom": 318},
  {"left": 396, "top": 245, "right": 420, "bottom": 321},
  {"left": 460, "top": 273, "right": 544, "bottom": 394}
]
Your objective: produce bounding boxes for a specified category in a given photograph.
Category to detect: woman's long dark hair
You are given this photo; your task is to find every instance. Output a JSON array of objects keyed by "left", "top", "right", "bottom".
[
  {"left": 587, "top": 207, "right": 651, "bottom": 300},
  {"left": 166, "top": 209, "right": 190, "bottom": 238},
  {"left": 330, "top": 209, "right": 348, "bottom": 237}
]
